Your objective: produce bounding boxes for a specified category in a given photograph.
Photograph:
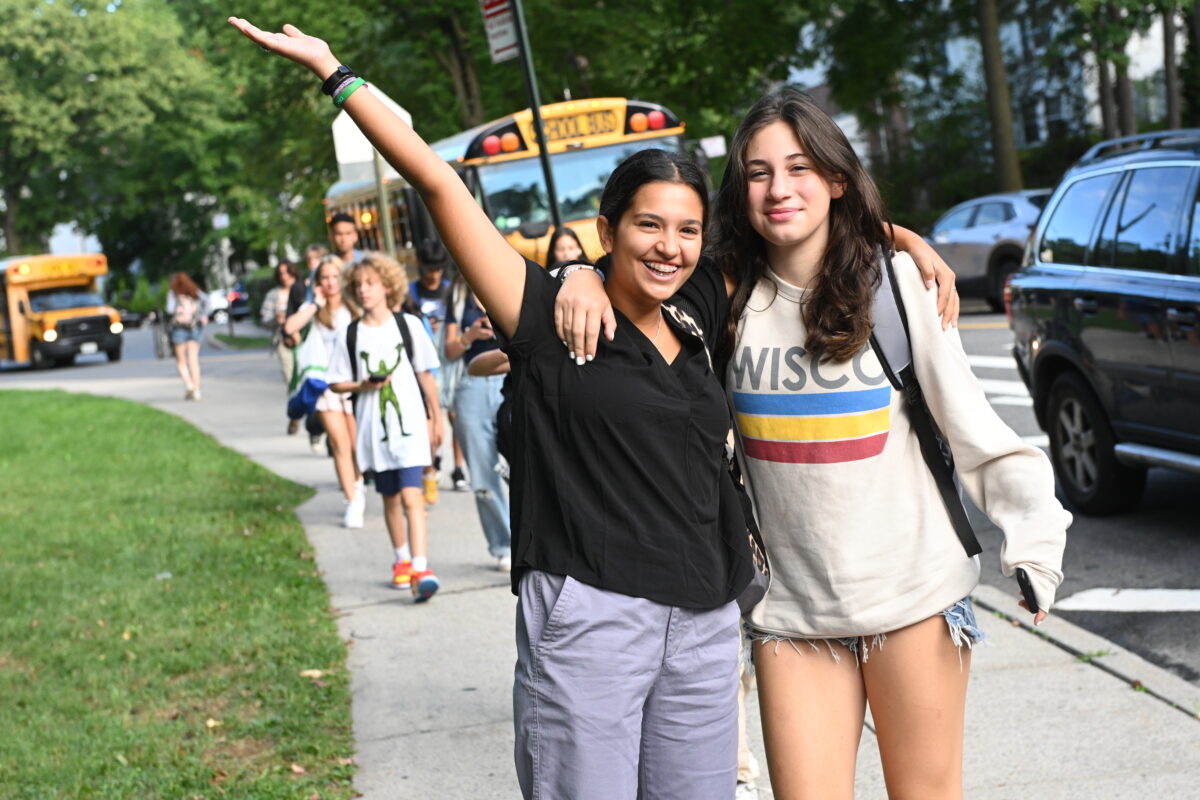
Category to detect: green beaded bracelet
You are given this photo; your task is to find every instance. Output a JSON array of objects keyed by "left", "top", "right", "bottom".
[{"left": 333, "top": 77, "right": 366, "bottom": 108}]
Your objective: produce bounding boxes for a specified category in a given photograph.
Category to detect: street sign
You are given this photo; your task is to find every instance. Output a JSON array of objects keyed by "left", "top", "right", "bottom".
[{"left": 480, "top": 0, "right": 518, "bottom": 64}]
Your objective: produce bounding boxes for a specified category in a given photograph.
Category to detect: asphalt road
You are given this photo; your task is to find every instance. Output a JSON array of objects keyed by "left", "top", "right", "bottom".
[
  {"left": 954, "top": 302, "right": 1200, "bottom": 688},
  {"left": 5, "top": 311, "right": 1199, "bottom": 688}
]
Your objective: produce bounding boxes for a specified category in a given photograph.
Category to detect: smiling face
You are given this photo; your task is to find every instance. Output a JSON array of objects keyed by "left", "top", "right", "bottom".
[
  {"left": 551, "top": 232, "right": 583, "bottom": 263},
  {"left": 744, "top": 120, "right": 844, "bottom": 263},
  {"left": 598, "top": 181, "right": 703, "bottom": 307}
]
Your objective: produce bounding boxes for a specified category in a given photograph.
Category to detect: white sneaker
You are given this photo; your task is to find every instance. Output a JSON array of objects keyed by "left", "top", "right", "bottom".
[
  {"left": 310, "top": 433, "right": 325, "bottom": 455},
  {"left": 342, "top": 501, "right": 364, "bottom": 529},
  {"left": 496, "top": 555, "right": 512, "bottom": 573},
  {"left": 350, "top": 484, "right": 366, "bottom": 515},
  {"left": 735, "top": 782, "right": 759, "bottom": 800}
]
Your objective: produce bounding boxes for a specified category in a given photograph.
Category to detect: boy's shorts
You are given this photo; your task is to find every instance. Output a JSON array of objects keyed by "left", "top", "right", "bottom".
[{"left": 368, "top": 467, "right": 424, "bottom": 496}]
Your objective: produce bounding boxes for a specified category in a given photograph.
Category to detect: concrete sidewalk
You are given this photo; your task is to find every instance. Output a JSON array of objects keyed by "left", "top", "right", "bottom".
[{"left": 4, "top": 345, "right": 1199, "bottom": 798}]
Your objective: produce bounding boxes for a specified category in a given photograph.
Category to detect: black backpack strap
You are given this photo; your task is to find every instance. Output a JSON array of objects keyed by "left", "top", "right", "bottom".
[
  {"left": 347, "top": 319, "right": 360, "bottom": 381},
  {"left": 873, "top": 250, "right": 982, "bottom": 558},
  {"left": 393, "top": 312, "right": 431, "bottom": 419}
]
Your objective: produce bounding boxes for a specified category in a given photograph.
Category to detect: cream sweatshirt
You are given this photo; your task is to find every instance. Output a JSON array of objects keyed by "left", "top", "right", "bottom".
[{"left": 731, "top": 252, "right": 1070, "bottom": 639}]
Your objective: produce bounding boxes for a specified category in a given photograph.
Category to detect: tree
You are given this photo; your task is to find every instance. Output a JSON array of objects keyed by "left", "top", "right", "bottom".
[{"left": 976, "top": 0, "right": 1022, "bottom": 190}]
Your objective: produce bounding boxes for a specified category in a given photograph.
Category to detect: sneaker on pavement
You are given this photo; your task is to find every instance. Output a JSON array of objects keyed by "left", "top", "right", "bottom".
[
  {"left": 392, "top": 560, "right": 413, "bottom": 590},
  {"left": 450, "top": 467, "right": 469, "bottom": 491},
  {"left": 342, "top": 501, "right": 364, "bottom": 529},
  {"left": 411, "top": 568, "right": 440, "bottom": 602},
  {"left": 287, "top": 418, "right": 301, "bottom": 435},
  {"left": 734, "top": 782, "right": 759, "bottom": 800},
  {"left": 422, "top": 472, "right": 439, "bottom": 505},
  {"left": 497, "top": 555, "right": 512, "bottom": 573},
  {"left": 309, "top": 433, "right": 325, "bottom": 455}
]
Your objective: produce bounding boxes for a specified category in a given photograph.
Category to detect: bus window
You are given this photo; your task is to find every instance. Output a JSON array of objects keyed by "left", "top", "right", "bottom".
[{"left": 475, "top": 136, "right": 685, "bottom": 234}]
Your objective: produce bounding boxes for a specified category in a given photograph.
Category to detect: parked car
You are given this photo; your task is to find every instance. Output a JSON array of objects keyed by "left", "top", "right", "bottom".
[
  {"left": 926, "top": 189, "right": 1050, "bottom": 309},
  {"left": 206, "top": 281, "right": 250, "bottom": 325},
  {"left": 1007, "top": 130, "right": 1200, "bottom": 515}
]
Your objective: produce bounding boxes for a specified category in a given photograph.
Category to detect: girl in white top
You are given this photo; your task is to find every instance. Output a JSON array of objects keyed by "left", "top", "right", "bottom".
[{"left": 284, "top": 255, "right": 364, "bottom": 527}]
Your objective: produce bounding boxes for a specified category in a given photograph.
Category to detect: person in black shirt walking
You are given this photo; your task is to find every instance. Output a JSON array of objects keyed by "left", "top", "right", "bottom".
[{"left": 230, "top": 18, "right": 753, "bottom": 799}]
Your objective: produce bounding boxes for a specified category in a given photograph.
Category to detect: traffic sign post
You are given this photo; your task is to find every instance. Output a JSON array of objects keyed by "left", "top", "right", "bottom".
[{"left": 480, "top": 0, "right": 562, "bottom": 234}]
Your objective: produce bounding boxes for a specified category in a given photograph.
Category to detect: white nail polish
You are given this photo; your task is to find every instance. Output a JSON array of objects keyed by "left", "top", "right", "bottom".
[
  {"left": 576, "top": 356, "right": 585, "bottom": 366},
  {"left": 569, "top": 351, "right": 575, "bottom": 360},
  {"left": 585, "top": 354, "right": 593, "bottom": 362}
]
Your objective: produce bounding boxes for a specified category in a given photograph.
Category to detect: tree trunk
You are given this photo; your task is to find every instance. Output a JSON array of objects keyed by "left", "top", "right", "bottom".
[
  {"left": 976, "top": 0, "right": 1022, "bottom": 191},
  {"left": 1115, "top": 61, "right": 1137, "bottom": 135},
  {"left": 1097, "top": 56, "right": 1118, "bottom": 137},
  {"left": 2, "top": 186, "right": 21, "bottom": 255},
  {"left": 1164, "top": 6, "right": 1182, "bottom": 128},
  {"left": 429, "top": 13, "right": 484, "bottom": 129}
]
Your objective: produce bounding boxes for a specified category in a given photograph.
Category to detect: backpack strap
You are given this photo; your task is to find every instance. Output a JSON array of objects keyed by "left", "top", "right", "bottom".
[
  {"left": 393, "top": 312, "right": 431, "bottom": 419},
  {"left": 347, "top": 319, "right": 360, "bottom": 381},
  {"left": 871, "top": 250, "right": 982, "bottom": 558}
]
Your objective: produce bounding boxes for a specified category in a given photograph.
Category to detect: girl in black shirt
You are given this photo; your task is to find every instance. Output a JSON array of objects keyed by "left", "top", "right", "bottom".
[{"left": 231, "top": 18, "right": 752, "bottom": 800}]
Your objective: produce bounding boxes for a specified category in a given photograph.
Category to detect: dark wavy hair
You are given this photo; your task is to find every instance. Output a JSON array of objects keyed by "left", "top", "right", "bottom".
[
  {"left": 593, "top": 148, "right": 708, "bottom": 276},
  {"left": 544, "top": 227, "right": 587, "bottom": 268},
  {"left": 711, "top": 88, "right": 892, "bottom": 363}
]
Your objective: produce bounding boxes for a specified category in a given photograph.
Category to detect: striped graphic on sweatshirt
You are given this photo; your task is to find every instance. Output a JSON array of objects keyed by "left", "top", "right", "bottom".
[{"left": 733, "top": 387, "right": 892, "bottom": 464}]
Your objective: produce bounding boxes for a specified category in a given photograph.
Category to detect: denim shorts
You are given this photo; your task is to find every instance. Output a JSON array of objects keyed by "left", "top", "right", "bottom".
[
  {"left": 169, "top": 324, "right": 202, "bottom": 344},
  {"left": 748, "top": 596, "right": 986, "bottom": 667}
]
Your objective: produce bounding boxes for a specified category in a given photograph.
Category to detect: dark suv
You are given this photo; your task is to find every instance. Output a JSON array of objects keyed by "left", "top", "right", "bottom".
[{"left": 1008, "top": 130, "right": 1200, "bottom": 514}]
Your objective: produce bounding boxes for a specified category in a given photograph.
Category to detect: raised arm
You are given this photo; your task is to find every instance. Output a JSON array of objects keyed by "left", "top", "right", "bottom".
[{"left": 227, "top": 18, "right": 525, "bottom": 337}]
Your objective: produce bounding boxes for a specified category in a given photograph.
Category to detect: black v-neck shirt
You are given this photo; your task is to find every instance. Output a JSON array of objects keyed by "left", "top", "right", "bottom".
[{"left": 502, "top": 258, "right": 746, "bottom": 609}]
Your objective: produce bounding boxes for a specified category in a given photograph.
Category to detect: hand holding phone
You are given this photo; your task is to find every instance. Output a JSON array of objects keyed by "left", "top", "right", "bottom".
[
  {"left": 1015, "top": 567, "right": 1040, "bottom": 615},
  {"left": 367, "top": 373, "right": 389, "bottom": 384}
]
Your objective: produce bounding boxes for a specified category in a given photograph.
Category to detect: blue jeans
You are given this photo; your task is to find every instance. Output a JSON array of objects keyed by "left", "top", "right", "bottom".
[{"left": 454, "top": 374, "right": 511, "bottom": 557}]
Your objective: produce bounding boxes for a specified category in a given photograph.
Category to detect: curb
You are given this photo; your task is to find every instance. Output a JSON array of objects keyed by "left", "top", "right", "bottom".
[{"left": 972, "top": 583, "right": 1200, "bottom": 721}]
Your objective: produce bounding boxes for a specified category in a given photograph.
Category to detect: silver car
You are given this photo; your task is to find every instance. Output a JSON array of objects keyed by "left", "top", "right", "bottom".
[{"left": 926, "top": 189, "right": 1050, "bottom": 309}]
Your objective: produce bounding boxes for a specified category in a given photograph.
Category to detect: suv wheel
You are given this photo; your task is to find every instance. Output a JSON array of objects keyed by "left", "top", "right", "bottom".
[
  {"left": 1046, "top": 372, "right": 1146, "bottom": 514},
  {"left": 987, "top": 257, "right": 1019, "bottom": 311}
]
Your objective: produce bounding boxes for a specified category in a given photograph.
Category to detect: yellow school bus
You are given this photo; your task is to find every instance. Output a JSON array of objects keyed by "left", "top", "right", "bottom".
[
  {"left": 325, "top": 97, "right": 689, "bottom": 265},
  {"left": 0, "top": 254, "right": 124, "bottom": 368}
]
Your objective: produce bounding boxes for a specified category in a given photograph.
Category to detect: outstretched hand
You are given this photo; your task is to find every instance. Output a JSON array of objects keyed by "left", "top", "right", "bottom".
[{"left": 227, "top": 17, "right": 339, "bottom": 78}]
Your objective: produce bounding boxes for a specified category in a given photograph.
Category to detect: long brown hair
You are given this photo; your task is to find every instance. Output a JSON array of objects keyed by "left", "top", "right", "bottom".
[
  {"left": 711, "top": 88, "right": 892, "bottom": 363},
  {"left": 168, "top": 272, "right": 200, "bottom": 299}
]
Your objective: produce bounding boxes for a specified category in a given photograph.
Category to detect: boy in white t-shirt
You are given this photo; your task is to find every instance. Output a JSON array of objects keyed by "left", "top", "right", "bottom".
[{"left": 327, "top": 254, "right": 445, "bottom": 601}]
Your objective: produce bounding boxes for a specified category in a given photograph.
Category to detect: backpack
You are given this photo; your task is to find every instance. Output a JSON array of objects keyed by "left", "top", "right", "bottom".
[
  {"left": 173, "top": 293, "right": 199, "bottom": 328},
  {"left": 345, "top": 312, "right": 430, "bottom": 419},
  {"left": 870, "top": 249, "right": 981, "bottom": 557}
]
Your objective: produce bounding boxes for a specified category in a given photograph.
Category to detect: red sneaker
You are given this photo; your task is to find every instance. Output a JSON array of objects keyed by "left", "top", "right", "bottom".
[
  {"left": 411, "top": 568, "right": 440, "bottom": 603},
  {"left": 392, "top": 560, "right": 413, "bottom": 590}
]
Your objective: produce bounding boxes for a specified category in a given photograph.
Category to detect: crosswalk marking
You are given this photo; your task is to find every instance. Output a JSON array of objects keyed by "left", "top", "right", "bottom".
[
  {"left": 967, "top": 355, "right": 1018, "bottom": 370},
  {"left": 975, "top": 377, "right": 1030, "bottom": 395},
  {"left": 1055, "top": 588, "right": 1200, "bottom": 613},
  {"left": 1021, "top": 434, "right": 1049, "bottom": 447},
  {"left": 990, "top": 395, "right": 1034, "bottom": 407}
]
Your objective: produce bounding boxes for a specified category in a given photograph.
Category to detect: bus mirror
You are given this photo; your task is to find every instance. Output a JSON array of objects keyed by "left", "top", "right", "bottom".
[{"left": 517, "top": 221, "right": 552, "bottom": 240}]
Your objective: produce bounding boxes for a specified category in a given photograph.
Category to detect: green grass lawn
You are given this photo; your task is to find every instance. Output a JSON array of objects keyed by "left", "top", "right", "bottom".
[
  {"left": 0, "top": 391, "right": 354, "bottom": 799},
  {"left": 213, "top": 333, "right": 273, "bottom": 350}
]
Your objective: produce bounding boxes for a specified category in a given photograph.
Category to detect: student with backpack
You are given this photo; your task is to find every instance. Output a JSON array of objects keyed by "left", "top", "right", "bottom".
[
  {"left": 166, "top": 272, "right": 208, "bottom": 401},
  {"left": 325, "top": 253, "right": 444, "bottom": 601},
  {"left": 557, "top": 89, "right": 1070, "bottom": 800}
]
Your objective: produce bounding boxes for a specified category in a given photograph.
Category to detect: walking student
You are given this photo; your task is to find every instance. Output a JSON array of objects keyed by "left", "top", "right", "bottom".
[
  {"left": 228, "top": 17, "right": 755, "bottom": 797},
  {"left": 443, "top": 290, "right": 511, "bottom": 572},
  {"left": 324, "top": 252, "right": 444, "bottom": 600},
  {"left": 165, "top": 272, "right": 208, "bottom": 401},
  {"left": 284, "top": 255, "right": 365, "bottom": 528}
]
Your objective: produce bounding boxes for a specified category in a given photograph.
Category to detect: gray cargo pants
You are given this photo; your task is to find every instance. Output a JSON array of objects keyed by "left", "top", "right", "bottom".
[{"left": 514, "top": 570, "right": 740, "bottom": 800}]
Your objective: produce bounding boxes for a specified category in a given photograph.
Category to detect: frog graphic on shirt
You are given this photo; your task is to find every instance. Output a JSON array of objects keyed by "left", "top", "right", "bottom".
[{"left": 361, "top": 344, "right": 412, "bottom": 441}]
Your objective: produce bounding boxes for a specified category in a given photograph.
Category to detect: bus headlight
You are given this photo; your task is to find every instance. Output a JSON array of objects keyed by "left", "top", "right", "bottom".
[
  {"left": 44, "top": 329, "right": 58, "bottom": 343},
  {"left": 110, "top": 321, "right": 124, "bottom": 334}
]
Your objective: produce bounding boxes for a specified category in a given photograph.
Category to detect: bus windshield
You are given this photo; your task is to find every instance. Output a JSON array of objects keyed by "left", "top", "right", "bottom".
[
  {"left": 29, "top": 287, "right": 106, "bottom": 312},
  {"left": 477, "top": 136, "right": 685, "bottom": 233}
]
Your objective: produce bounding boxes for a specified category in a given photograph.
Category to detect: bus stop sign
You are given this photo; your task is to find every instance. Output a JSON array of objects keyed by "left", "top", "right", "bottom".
[{"left": 480, "top": 0, "right": 518, "bottom": 64}]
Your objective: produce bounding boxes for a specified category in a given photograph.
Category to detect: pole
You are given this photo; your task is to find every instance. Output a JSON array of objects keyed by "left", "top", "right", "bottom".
[
  {"left": 372, "top": 149, "right": 398, "bottom": 259},
  {"left": 510, "top": 0, "right": 561, "bottom": 233}
]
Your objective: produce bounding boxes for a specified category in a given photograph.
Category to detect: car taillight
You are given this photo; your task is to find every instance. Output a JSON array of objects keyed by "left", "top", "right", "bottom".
[{"left": 1004, "top": 274, "right": 1015, "bottom": 323}]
